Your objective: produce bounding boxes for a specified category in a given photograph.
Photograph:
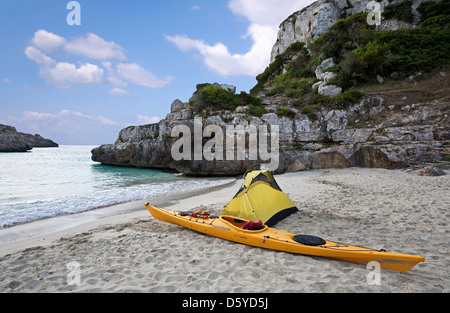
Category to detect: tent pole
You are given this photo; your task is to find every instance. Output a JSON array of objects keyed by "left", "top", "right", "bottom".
[{"left": 244, "top": 188, "right": 258, "bottom": 221}]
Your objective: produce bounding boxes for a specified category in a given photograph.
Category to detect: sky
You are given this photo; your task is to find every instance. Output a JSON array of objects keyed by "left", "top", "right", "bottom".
[{"left": 0, "top": 0, "right": 314, "bottom": 145}]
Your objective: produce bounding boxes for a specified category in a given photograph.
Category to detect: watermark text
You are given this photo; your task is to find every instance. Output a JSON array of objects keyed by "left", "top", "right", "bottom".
[
  {"left": 366, "top": 261, "right": 381, "bottom": 285},
  {"left": 67, "top": 261, "right": 81, "bottom": 286},
  {"left": 67, "top": 1, "right": 81, "bottom": 26},
  {"left": 171, "top": 117, "right": 279, "bottom": 171}
]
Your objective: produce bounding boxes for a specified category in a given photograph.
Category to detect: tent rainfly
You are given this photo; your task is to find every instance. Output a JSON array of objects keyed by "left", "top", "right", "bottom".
[{"left": 220, "top": 170, "right": 298, "bottom": 227}]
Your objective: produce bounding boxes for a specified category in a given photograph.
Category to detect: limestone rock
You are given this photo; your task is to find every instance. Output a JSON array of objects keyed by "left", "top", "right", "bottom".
[
  {"left": 91, "top": 91, "right": 448, "bottom": 176},
  {"left": 419, "top": 165, "right": 446, "bottom": 176},
  {"left": 0, "top": 124, "right": 58, "bottom": 152},
  {"left": 312, "top": 81, "right": 323, "bottom": 90},
  {"left": 314, "top": 57, "right": 341, "bottom": 96},
  {"left": 311, "top": 146, "right": 352, "bottom": 169},
  {"left": 236, "top": 106, "right": 251, "bottom": 114},
  {"left": 170, "top": 99, "right": 187, "bottom": 113},
  {"left": 219, "top": 84, "right": 237, "bottom": 94},
  {"left": 318, "top": 84, "right": 342, "bottom": 96},
  {"left": 271, "top": 1, "right": 341, "bottom": 62},
  {"left": 0, "top": 135, "right": 32, "bottom": 152},
  {"left": 315, "top": 58, "right": 335, "bottom": 81},
  {"left": 271, "top": 0, "right": 428, "bottom": 62}
]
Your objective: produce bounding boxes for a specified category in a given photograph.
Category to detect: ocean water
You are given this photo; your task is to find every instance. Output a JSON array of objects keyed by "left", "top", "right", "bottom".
[{"left": 0, "top": 146, "right": 234, "bottom": 228}]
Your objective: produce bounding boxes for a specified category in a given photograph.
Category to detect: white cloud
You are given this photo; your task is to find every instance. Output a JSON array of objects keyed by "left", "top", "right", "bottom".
[
  {"left": 109, "top": 87, "right": 130, "bottom": 96},
  {"left": 165, "top": 33, "right": 265, "bottom": 77},
  {"left": 64, "top": 33, "right": 127, "bottom": 61},
  {"left": 3, "top": 78, "right": 13, "bottom": 84},
  {"left": 25, "top": 30, "right": 173, "bottom": 92},
  {"left": 48, "top": 62, "right": 105, "bottom": 86},
  {"left": 136, "top": 115, "right": 161, "bottom": 125},
  {"left": 25, "top": 46, "right": 56, "bottom": 67},
  {"left": 228, "top": 0, "right": 310, "bottom": 27},
  {"left": 13, "top": 110, "right": 120, "bottom": 144},
  {"left": 25, "top": 46, "right": 105, "bottom": 88},
  {"left": 62, "top": 109, "right": 118, "bottom": 126},
  {"left": 166, "top": 0, "right": 314, "bottom": 77},
  {"left": 116, "top": 63, "right": 174, "bottom": 89},
  {"left": 166, "top": 23, "right": 275, "bottom": 77},
  {"left": 31, "top": 29, "right": 67, "bottom": 54},
  {"left": 102, "top": 61, "right": 128, "bottom": 87},
  {"left": 3, "top": 110, "right": 164, "bottom": 144},
  {"left": 31, "top": 30, "right": 126, "bottom": 61},
  {"left": 22, "top": 109, "right": 117, "bottom": 126},
  {"left": 0, "top": 114, "right": 20, "bottom": 126},
  {"left": 22, "top": 111, "right": 58, "bottom": 121}
]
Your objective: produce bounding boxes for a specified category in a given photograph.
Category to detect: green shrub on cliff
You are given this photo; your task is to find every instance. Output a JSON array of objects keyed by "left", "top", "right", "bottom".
[
  {"left": 197, "top": 85, "right": 235, "bottom": 111},
  {"left": 318, "top": 5, "right": 450, "bottom": 82},
  {"left": 382, "top": 0, "right": 414, "bottom": 23},
  {"left": 252, "top": 41, "right": 311, "bottom": 93},
  {"left": 301, "top": 104, "right": 319, "bottom": 120},
  {"left": 417, "top": 0, "right": 450, "bottom": 21},
  {"left": 309, "top": 12, "right": 375, "bottom": 63},
  {"left": 248, "top": 105, "right": 268, "bottom": 117},
  {"left": 252, "top": 12, "right": 375, "bottom": 94},
  {"left": 190, "top": 84, "right": 264, "bottom": 113},
  {"left": 276, "top": 106, "right": 296, "bottom": 118},
  {"left": 374, "top": 27, "right": 450, "bottom": 73},
  {"left": 330, "top": 87, "right": 364, "bottom": 110},
  {"left": 252, "top": 5, "right": 450, "bottom": 95}
]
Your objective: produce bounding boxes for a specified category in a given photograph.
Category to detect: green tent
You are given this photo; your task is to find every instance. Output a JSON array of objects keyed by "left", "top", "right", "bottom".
[{"left": 220, "top": 170, "right": 298, "bottom": 226}]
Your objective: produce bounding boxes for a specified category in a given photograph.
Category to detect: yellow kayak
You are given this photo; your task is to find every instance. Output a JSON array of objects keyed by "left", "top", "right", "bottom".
[{"left": 144, "top": 203, "right": 425, "bottom": 272}]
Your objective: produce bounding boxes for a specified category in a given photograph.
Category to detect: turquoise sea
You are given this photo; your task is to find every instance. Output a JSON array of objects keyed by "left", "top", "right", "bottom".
[{"left": 0, "top": 146, "right": 233, "bottom": 228}]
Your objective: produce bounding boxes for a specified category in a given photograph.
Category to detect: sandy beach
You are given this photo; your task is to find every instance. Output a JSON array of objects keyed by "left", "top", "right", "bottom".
[{"left": 0, "top": 167, "right": 448, "bottom": 293}]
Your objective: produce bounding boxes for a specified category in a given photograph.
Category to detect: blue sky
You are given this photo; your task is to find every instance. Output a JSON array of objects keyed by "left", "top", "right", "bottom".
[{"left": 0, "top": 0, "right": 313, "bottom": 145}]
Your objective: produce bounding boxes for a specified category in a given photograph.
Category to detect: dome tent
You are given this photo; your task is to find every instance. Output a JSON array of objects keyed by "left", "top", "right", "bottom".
[{"left": 220, "top": 170, "right": 298, "bottom": 226}]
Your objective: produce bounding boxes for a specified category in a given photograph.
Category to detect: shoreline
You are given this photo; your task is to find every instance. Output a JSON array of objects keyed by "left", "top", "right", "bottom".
[
  {"left": 0, "top": 167, "right": 449, "bottom": 293},
  {"left": 0, "top": 178, "right": 239, "bottom": 257}
]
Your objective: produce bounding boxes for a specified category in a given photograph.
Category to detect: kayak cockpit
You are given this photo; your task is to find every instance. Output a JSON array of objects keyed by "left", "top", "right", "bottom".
[{"left": 220, "top": 216, "right": 268, "bottom": 232}]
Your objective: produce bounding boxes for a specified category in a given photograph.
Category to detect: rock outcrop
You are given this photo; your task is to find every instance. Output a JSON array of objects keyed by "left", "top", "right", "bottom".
[
  {"left": 271, "top": 0, "right": 427, "bottom": 63},
  {"left": 92, "top": 74, "right": 449, "bottom": 176},
  {"left": 0, "top": 124, "right": 59, "bottom": 152},
  {"left": 91, "top": 0, "right": 449, "bottom": 176},
  {"left": 419, "top": 165, "right": 447, "bottom": 176},
  {"left": 314, "top": 57, "right": 342, "bottom": 96}
]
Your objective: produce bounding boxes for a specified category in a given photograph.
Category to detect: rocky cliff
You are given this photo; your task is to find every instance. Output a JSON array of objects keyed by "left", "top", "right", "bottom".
[
  {"left": 0, "top": 124, "right": 59, "bottom": 152},
  {"left": 270, "top": 0, "right": 427, "bottom": 63},
  {"left": 92, "top": 72, "right": 449, "bottom": 175},
  {"left": 91, "top": 0, "right": 449, "bottom": 176}
]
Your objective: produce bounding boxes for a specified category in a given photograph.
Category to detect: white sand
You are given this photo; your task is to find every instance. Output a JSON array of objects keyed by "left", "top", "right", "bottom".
[{"left": 0, "top": 168, "right": 448, "bottom": 293}]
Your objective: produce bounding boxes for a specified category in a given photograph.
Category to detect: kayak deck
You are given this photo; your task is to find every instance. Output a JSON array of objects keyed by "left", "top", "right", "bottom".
[{"left": 144, "top": 203, "right": 425, "bottom": 272}]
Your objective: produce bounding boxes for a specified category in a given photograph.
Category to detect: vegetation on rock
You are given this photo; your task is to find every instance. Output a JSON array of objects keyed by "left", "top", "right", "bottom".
[
  {"left": 251, "top": 2, "right": 449, "bottom": 109},
  {"left": 189, "top": 83, "right": 265, "bottom": 115},
  {"left": 382, "top": 0, "right": 415, "bottom": 23}
]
